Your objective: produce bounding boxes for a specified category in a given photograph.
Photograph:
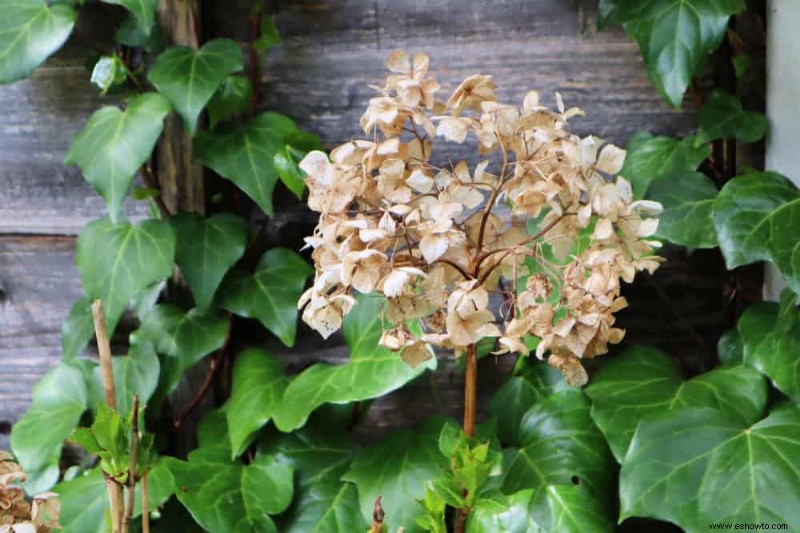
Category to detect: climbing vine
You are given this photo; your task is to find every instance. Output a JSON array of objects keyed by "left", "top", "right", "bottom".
[{"left": 1, "top": 1, "right": 798, "bottom": 532}]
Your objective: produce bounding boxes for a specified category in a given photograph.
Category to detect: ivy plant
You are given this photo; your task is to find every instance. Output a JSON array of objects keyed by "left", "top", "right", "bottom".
[{"left": 3, "top": 1, "right": 800, "bottom": 533}]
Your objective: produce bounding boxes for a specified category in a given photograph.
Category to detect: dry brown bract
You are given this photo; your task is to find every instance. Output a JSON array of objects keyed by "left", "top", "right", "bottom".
[
  {"left": 298, "top": 52, "right": 663, "bottom": 386},
  {"left": 0, "top": 452, "right": 60, "bottom": 533}
]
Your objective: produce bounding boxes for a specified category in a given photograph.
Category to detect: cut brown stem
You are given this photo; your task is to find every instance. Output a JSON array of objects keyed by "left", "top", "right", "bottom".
[
  {"left": 141, "top": 471, "right": 150, "bottom": 533},
  {"left": 371, "top": 496, "right": 385, "bottom": 533},
  {"left": 463, "top": 343, "right": 477, "bottom": 437},
  {"left": 92, "top": 300, "right": 124, "bottom": 533}
]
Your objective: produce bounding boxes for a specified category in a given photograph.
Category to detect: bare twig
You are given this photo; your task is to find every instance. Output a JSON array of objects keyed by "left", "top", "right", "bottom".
[
  {"left": 122, "top": 395, "right": 140, "bottom": 533},
  {"left": 141, "top": 471, "right": 150, "bottom": 533}
]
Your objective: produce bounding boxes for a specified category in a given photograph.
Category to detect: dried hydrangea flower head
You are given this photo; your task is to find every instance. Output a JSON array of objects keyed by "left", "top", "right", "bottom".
[
  {"left": 0, "top": 451, "right": 60, "bottom": 533},
  {"left": 298, "top": 51, "right": 663, "bottom": 386}
]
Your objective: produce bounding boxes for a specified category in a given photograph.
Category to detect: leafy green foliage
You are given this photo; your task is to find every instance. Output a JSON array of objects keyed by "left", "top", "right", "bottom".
[
  {"left": 467, "top": 490, "right": 535, "bottom": 533},
  {"left": 343, "top": 417, "right": 449, "bottom": 533},
  {"left": 225, "top": 349, "right": 287, "bottom": 458},
  {"left": 741, "top": 291, "right": 800, "bottom": 404},
  {"left": 712, "top": 171, "right": 800, "bottom": 292},
  {"left": 195, "top": 112, "right": 306, "bottom": 216},
  {"left": 54, "top": 468, "right": 110, "bottom": 533},
  {"left": 645, "top": 171, "right": 718, "bottom": 248},
  {"left": 263, "top": 428, "right": 368, "bottom": 532},
  {"left": 620, "top": 405, "right": 800, "bottom": 529},
  {"left": 170, "top": 212, "right": 247, "bottom": 311},
  {"left": 207, "top": 75, "right": 253, "bottom": 127},
  {"left": 76, "top": 217, "right": 175, "bottom": 336},
  {"left": 102, "top": 0, "right": 158, "bottom": 36},
  {"left": 147, "top": 39, "right": 243, "bottom": 134},
  {"left": 696, "top": 90, "right": 767, "bottom": 144},
  {"left": 221, "top": 247, "right": 312, "bottom": 347},
  {"left": 274, "top": 294, "right": 437, "bottom": 432},
  {"left": 599, "top": 0, "right": 744, "bottom": 107},
  {"left": 0, "top": 0, "right": 76, "bottom": 84},
  {"left": 65, "top": 93, "right": 171, "bottom": 222},
  {"left": 167, "top": 413, "right": 294, "bottom": 533},
  {"left": 585, "top": 345, "right": 767, "bottom": 462},
  {"left": 620, "top": 132, "right": 709, "bottom": 198},
  {"left": 90, "top": 54, "right": 128, "bottom": 93},
  {"left": 10, "top": 363, "right": 87, "bottom": 477},
  {"left": 61, "top": 296, "right": 95, "bottom": 360}
]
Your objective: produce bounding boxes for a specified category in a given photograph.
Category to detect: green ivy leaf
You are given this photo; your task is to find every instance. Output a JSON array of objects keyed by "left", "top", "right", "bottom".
[
  {"left": 585, "top": 346, "right": 767, "bottom": 462},
  {"left": 467, "top": 490, "right": 537, "bottom": 533},
  {"left": 254, "top": 16, "right": 281, "bottom": 54},
  {"left": 10, "top": 363, "right": 87, "bottom": 477},
  {"left": 0, "top": 0, "right": 76, "bottom": 84},
  {"left": 600, "top": 0, "right": 744, "bottom": 107},
  {"left": 696, "top": 90, "right": 767, "bottom": 144},
  {"left": 62, "top": 297, "right": 95, "bottom": 361},
  {"left": 645, "top": 171, "right": 718, "bottom": 248},
  {"left": 343, "top": 417, "right": 449, "bottom": 533},
  {"left": 88, "top": 342, "right": 160, "bottom": 417},
  {"left": 712, "top": 171, "right": 800, "bottom": 292},
  {"left": 167, "top": 423, "right": 294, "bottom": 532},
  {"left": 171, "top": 212, "right": 247, "bottom": 311},
  {"left": 101, "top": 0, "right": 158, "bottom": 36},
  {"left": 748, "top": 291, "right": 800, "bottom": 404},
  {"left": 195, "top": 112, "right": 305, "bottom": 216},
  {"left": 207, "top": 75, "right": 253, "bottom": 128},
  {"left": 54, "top": 468, "right": 109, "bottom": 533},
  {"left": 221, "top": 248, "right": 311, "bottom": 347},
  {"left": 147, "top": 39, "right": 243, "bottom": 134},
  {"left": 65, "top": 94, "right": 172, "bottom": 221},
  {"left": 530, "top": 484, "right": 614, "bottom": 533},
  {"left": 620, "top": 405, "right": 800, "bottom": 529},
  {"left": 225, "top": 349, "right": 287, "bottom": 458},
  {"left": 264, "top": 428, "right": 367, "bottom": 533},
  {"left": 489, "top": 359, "right": 568, "bottom": 446},
  {"left": 502, "top": 389, "right": 613, "bottom": 500},
  {"left": 717, "top": 328, "right": 744, "bottom": 366},
  {"left": 76, "top": 217, "right": 175, "bottom": 337},
  {"left": 273, "top": 293, "right": 437, "bottom": 432},
  {"left": 132, "top": 304, "right": 227, "bottom": 396},
  {"left": 620, "top": 132, "right": 709, "bottom": 198}
]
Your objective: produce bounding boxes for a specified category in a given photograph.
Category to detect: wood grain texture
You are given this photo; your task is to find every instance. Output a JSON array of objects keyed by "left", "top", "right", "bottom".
[{"left": 0, "top": 0, "right": 728, "bottom": 443}]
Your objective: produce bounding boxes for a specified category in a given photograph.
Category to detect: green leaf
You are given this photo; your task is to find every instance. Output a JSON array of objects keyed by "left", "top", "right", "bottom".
[
  {"left": 76, "top": 217, "right": 175, "bottom": 337},
  {"left": 254, "top": 16, "right": 281, "bottom": 54},
  {"left": 273, "top": 294, "right": 437, "bottom": 432},
  {"left": 207, "top": 75, "right": 253, "bottom": 128},
  {"left": 585, "top": 345, "right": 767, "bottom": 462},
  {"left": 619, "top": 405, "right": 800, "bottom": 529},
  {"left": 645, "top": 171, "right": 718, "bottom": 248},
  {"left": 54, "top": 468, "right": 109, "bottom": 533},
  {"left": 147, "top": 39, "right": 243, "bottom": 134},
  {"left": 195, "top": 112, "right": 305, "bottom": 216},
  {"left": 696, "top": 90, "right": 767, "bottom": 144},
  {"left": 502, "top": 389, "right": 613, "bottom": 499},
  {"left": 264, "top": 429, "right": 367, "bottom": 533},
  {"left": 748, "top": 290, "right": 800, "bottom": 403},
  {"left": 168, "top": 443, "right": 294, "bottom": 532},
  {"left": 0, "top": 0, "right": 76, "bottom": 84},
  {"left": 132, "top": 304, "right": 227, "bottom": 395},
  {"left": 620, "top": 132, "right": 709, "bottom": 198},
  {"left": 712, "top": 171, "right": 800, "bottom": 291},
  {"left": 225, "top": 349, "right": 287, "bottom": 458},
  {"left": 343, "top": 417, "right": 449, "bottom": 533},
  {"left": 601, "top": 0, "right": 744, "bottom": 107},
  {"left": 171, "top": 212, "right": 247, "bottom": 311},
  {"left": 10, "top": 363, "right": 87, "bottom": 475},
  {"left": 468, "top": 490, "right": 537, "bottom": 533},
  {"left": 62, "top": 297, "right": 95, "bottom": 360},
  {"left": 221, "top": 248, "right": 311, "bottom": 347},
  {"left": 65, "top": 94, "right": 172, "bottom": 221},
  {"left": 88, "top": 343, "right": 160, "bottom": 417},
  {"left": 101, "top": 0, "right": 158, "bottom": 35},
  {"left": 114, "top": 13, "right": 165, "bottom": 52},
  {"left": 90, "top": 55, "right": 128, "bottom": 93},
  {"left": 274, "top": 146, "right": 306, "bottom": 199},
  {"left": 717, "top": 328, "right": 744, "bottom": 366}
]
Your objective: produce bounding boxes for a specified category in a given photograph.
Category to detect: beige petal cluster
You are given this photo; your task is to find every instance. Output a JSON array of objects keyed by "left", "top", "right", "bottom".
[
  {"left": 0, "top": 452, "right": 60, "bottom": 532},
  {"left": 299, "top": 52, "right": 663, "bottom": 385}
]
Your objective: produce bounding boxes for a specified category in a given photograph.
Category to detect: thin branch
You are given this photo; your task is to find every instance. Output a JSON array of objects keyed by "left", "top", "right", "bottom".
[
  {"left": 122, "top": 395, "right": 140, "bottom": 533},
  {"left": 141, "top": 471, "right": 150, "bottom": 533},
  {"left": 247, "top": 7, "right": 264, "bottom": 118}
]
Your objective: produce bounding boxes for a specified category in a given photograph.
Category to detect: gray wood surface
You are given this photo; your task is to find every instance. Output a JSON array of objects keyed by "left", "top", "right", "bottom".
[{"left": 0, "top": 0, "right": 720, "bottom": 443}]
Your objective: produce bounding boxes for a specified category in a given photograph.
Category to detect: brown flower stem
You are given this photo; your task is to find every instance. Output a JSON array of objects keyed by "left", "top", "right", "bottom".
[
  {"left": 475, "top": 142, "right": 509, "bottom": 255},
  {"left": 92, "top": 300, "right": 124, "bottom": 533},
  {"left": 371, "top": 496, "right": 385, "bottom": 533},
  {"left": 463, "top": 343, "right": 477, "bottom": 437},
  {"left": 122, "top": 395, "right": 140, "bottom": 533},
  {"left": 454, "top": 508, "right": 468, "bottom": 533},
  {"left": 247, "top": 6, "right": 264, "bottom": 118}
]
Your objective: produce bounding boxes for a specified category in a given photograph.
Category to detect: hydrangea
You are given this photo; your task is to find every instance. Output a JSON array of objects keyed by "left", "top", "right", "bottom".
[{"left": 298, "top": 51, "right": 663, "bottom": 386}]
